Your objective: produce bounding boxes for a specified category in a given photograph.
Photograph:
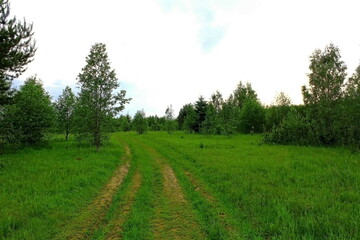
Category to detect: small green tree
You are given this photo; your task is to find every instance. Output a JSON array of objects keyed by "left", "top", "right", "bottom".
[
  {"left": 202, "top": 103, "right": 218, "bottom": 134},
  {"left": 194, "top": 96, "right": 208, "bottom": 133},
  {"left": 239, "top": 99, "right": 265, "bottom": 134},
  {"left": 1, "top": 76, "right": 55, "bottom": 145},
  {"left": 74, "top": 43, "right": 130, "bottom": 150},
  {"left": 55, "top": 86, "right": 76, "bottom": 141},
  {"left": 182, "top": 105, "right": 197, "bottom": 133},
  {"left": 132, "top": 110, "right": 148, "bottom": 134},
  {"left": 165, "top": 105, "right": 176, "bottom": 134},
  {"left": 0, "top": 0, "right": 36, "bottom": 105},
  {"left": 219, "top": 95, "right": 237, "bottom": 137}
]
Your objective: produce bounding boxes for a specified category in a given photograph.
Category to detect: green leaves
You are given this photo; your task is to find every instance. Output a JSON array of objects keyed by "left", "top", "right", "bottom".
[
  {"left": 55, "top": 86, "right": 76, "bottom": 141},
  {"left": 1, "top": 76, "right": 55, "bottom": 145},
  {"left": 74, "top": 43, "right": 130, "bottom": 149},
  {"left": 133, "top": 110, "right": 148, "bottom": 134}
]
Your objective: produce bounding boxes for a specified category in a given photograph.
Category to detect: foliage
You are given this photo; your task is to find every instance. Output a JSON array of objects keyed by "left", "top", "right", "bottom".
[
  {"left": 55, "top": 86, "right": 76, "bottom": 141},
  {"left": 218, "top": 97, "right": 237, "bottom": 136},
  {"left": 340, "top": 64, "right": 360, "bottom": 148},
  {"left": 301, "top": 44, "right": 346, "bottom": 145},
  {"left": 147, "top": 115, "right": 164, "bottom": 131},
  {"left": 177, "top": 104, "right": 198, "bottom": 133},
  {"left": 232, "top": 81, "right": 257, "bottom": 108},
  {"left": 182, "top": 104, "right": 198, "bottom": 133},
  {"left": 239, "top": 99, "right": 265, "bottom": 134},
  {"left": 266, "top": 44, "right": 354, "bottom": 147},
  {"left": 194, "top": 96, "right": 208, "bottom": 133},
  {"left": 118, "top": 114, "right": 132, "bottom": 132},
  {"left": 74, "top": 43, "right": 130, "bottom": 150},
  {"left": 265, "top": 92, "right": 292, "bottom": 130},
  {"left": 201, "top": 104, "right": 219, "bottom": 134},
  {"left": 132, "top": 109, "right": 148, "bottom": 134},
  {"left": 0, "top": 76, "right": 55, "bottom": 145},
  {"left": 164, "top": 105, "right": 177, "bottom": 133},
  {"left": 0, "top": 0, "right": 36, "bottom": 105},
  {"left": 264, "top": 107, "right": 313, "bottom": 145}
]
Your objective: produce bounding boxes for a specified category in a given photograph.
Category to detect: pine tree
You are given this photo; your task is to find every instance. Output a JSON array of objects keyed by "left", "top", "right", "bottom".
[
  {"left": 74, "top": 43, "right": 130, "bottom": 150},
  {"left": 0, "top": 0, "right": 36, "bottom": 105}
]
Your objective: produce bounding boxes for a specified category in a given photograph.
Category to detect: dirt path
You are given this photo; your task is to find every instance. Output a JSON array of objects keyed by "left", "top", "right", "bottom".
[
  {"left": 141, "top": 144, "right": 206, "bottom": 240},
  {"left": 57, "top": 145, "right": 131, "bottom": 240}
]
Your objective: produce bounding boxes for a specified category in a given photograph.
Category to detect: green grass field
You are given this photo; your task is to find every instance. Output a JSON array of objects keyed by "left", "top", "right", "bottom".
[{"left": 1, "top": 132, "right": 359, "bottom": 239}]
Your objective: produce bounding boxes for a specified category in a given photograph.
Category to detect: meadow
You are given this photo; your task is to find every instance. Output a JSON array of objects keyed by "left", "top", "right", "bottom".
[{"left": 0, "top": 132, "right": 359, "bottom": 239}]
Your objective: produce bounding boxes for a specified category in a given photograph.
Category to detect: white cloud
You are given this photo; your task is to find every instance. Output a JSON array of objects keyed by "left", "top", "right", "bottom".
[{"left": 10, "top": 0, "right": 360, "bottom": 116}]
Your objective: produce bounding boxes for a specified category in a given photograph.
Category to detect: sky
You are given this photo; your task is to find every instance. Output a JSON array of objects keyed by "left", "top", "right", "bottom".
[{"left": 11, "top": 0, "right": 360, "bottom": 116}]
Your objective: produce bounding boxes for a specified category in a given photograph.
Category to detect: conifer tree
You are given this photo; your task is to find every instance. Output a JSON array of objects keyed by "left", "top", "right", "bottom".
[{"left": 0, "top": 0, "right": 36, "bottom": 105}]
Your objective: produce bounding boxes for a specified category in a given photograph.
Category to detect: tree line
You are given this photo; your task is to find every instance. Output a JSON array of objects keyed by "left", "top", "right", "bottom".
[
  {"left": 1, "top": 0, "right": 359, "bottom": 150},
  {"left": 128, "top": 43, "right": 360, "bottom": 149}
]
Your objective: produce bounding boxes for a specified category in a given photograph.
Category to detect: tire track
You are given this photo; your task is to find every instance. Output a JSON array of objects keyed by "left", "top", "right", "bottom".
[
  {"left": 184, "top": 170, "right": 239, "bottom": 238},
  {"left": 141, "top": 144, "right": 205, "bottom": 240},
  {"left": 105, "top": 171, "right": 142, "bottom": 240},
  {"left": 56, "top": 145, "right": 131, "bottom": 240}
]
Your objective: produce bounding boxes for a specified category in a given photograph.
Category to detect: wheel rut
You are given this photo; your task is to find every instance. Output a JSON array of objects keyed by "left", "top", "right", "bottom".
[
  {"left": 105, "top": 171, "right": 142, "bottom": 240},
  {"left": 57, "top": 145, "right": 131, "bottom": 240},
  {"left": 141, "top": 144, "right": 205, "bottom": 240}
]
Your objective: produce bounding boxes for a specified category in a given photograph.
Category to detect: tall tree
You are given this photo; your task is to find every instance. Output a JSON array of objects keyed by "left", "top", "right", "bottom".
[
  {"left": 0, "top": 0, "right": 36, "bottom": 105},
  {"left": 302, "top": 43, "right": 347, "bottom": 145},
  {"left": 302, "top": 44, "right": 346, "bottom": 105},
  {"left": 1, "top": 76, "right": 54, "bottom": 145},
  {"left": 74, "top": 43, "right": 130, "bottom": 150},
  {"left": 55, "top": 86, "right": 76, "bottom": 141}
]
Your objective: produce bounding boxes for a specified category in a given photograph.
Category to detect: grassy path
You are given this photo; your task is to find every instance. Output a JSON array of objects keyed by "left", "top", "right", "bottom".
[
  {"left": 140, "top": 143, "right": 205, "bottom": 240},
  {"left": 53, "top": 133, "right": 240, "bottom": 239}
]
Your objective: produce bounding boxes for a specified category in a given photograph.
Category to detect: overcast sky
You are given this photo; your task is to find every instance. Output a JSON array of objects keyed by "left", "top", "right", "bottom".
[{"left": 11, "top": 0, "right": 360, "bottom": 116}]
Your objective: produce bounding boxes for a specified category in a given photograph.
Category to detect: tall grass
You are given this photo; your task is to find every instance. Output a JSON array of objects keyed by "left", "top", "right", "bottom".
[
  {"left": 138, "top": 132, "right": 360, "bottom": 239},
  {"left": 0, "top": 135, "right": 124, "bottom": 240}
]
